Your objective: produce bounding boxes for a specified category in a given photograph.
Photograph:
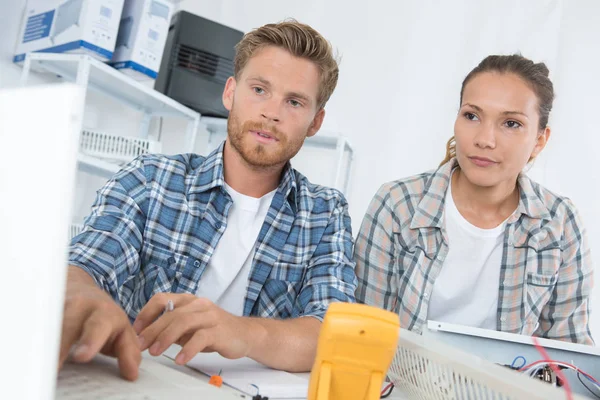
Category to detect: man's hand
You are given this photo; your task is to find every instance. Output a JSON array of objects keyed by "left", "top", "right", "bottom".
[
  {"left": 134, "top": 293, "right": 256, "bottom": 365},
  {"left": 59, "top": 266, "right": 141, "bottom": 380}
]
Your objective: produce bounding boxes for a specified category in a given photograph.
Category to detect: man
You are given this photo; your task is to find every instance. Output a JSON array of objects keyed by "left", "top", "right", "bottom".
[{"left": 62, "top": 20, "right": 356, "bottom": 380}]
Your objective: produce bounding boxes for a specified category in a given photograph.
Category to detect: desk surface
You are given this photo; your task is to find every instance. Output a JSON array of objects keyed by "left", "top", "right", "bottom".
[
  {"left": 149, "top": 353, "right": 406, "bottom": 400},
  {"left": 56, "top": 351, "right": 406, "bottom": 399}
]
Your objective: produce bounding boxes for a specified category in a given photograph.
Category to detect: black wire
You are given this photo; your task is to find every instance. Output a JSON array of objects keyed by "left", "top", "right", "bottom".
[
  {"left": 380, "top": 383, "right": 395, "bottom": 399},
  {"left": 578, "top": 372, "right": 600, "bottom": 399}
]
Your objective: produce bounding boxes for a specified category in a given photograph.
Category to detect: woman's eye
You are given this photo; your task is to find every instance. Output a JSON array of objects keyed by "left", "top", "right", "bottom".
[
  {"left": 505, "top": 120, "right": 522, "bottom": 129},
  {"left": 464, "top": 112, "right": 478, "bottom": 121}
]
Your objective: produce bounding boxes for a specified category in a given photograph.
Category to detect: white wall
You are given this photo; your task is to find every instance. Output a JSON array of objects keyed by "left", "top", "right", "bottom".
[
  {"left": 174, "top": 0, "right": 599, "bottom": 340},
  {"left": 546, "top": 0, "right": 600, "bottom": 340},
  {"left": 175, "top": 0, "right": 565, "bottom": 227},
  {"left": 1, "top": 0, "right": 598, "bottom": 338}
]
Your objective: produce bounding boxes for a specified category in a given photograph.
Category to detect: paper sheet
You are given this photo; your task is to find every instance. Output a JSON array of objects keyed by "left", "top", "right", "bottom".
[{"left": 164, "top": 345, "right": 310, "bottom": 399}]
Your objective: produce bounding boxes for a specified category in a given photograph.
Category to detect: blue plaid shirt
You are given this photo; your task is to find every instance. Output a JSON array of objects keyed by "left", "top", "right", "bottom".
[{"left": 69, "top": 142, "right": 357, "bottom": 321}]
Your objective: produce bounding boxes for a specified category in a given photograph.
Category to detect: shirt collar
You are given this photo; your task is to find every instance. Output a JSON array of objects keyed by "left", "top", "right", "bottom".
[
  {"left": 410, "top": 158, "right": 551, "bottom": 229},
  {"left": 188, "top": 141, "right": 299, "bottom": 213}
]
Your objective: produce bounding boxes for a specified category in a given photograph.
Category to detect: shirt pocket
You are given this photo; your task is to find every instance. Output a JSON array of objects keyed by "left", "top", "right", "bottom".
[
  {"left": 392, "top": 230, "right": 439, "bottom": 300},
  {"left": 139, "top": 243, "right": 190, "bottom": 301},
  {"left": 268, "top": 260, "right": 306, "bottom": 282},
  {"left": 259, "top": 261, "right": 306, "bottom": 318},
  {"left": 524, "top": 263, "right": 559, "bottom": 326},
  {"left": 527, "top": 271, "right": 558, "bottom": 287}
]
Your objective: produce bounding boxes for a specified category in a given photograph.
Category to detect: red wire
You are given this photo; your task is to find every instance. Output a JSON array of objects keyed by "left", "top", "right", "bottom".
[
  {"left": 519, "top": 359, "right": 599, "bottom": 385},
  {"left": 380, "top": 382, "right": 394, "bottom": 396},
  {"left": 530, "top": 336, "right": 573, "bottom": 400}
]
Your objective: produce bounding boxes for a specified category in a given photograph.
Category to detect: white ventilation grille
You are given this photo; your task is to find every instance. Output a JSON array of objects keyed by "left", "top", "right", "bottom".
[
  {"left": 79, "top": 130, "right": 161, "bottom": 164},
  {"left": 387, "top": 328, "right": 585, "bottom": 400},
  {"left": 69, "top": 223, "right": 83, "bottom": 240}
]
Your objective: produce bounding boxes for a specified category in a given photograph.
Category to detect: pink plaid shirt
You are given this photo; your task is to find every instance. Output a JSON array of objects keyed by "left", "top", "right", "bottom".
[{"left": 355, "top": 159, "right": 594, "bottom": 344}]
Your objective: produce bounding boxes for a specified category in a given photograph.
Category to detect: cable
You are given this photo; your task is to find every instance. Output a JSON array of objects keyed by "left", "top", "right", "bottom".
[
  {"left": 519, "top": 360, "right": 600, "bottom": 385},
  {"left": 578, "top": 372, "right": 600, "bottom": 399},
  {"left": 531, "top": 337, "right": 572, "bottom": 400},
  {"left": 513, "top": 342, "right": 600, "bottom": 399},
  {"left": 579, "top": 372, "right": 600, "bottom": 399},
  {"left": 583, "top": 374, "right": 600, "bottom": 390},
  {"left": 380, "top": 382, "right": 394, "bottom": 399},
  {"left": 511, "top": 355, "right": 527, "bottom": 369}
]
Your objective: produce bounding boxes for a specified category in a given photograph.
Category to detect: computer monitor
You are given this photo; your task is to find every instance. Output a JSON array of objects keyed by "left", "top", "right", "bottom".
[{"left": 0, "top": 83, "right": 82, "bottom": 400}]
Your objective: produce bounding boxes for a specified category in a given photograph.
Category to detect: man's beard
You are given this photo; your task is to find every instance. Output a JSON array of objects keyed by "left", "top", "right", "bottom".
[{"left": 227, "top": 105, "right": 306, "bottom": 168}]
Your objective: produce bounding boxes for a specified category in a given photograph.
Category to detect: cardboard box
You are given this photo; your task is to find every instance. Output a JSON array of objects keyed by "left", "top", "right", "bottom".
[
  {"left": 109, "top": 0, "right": 173, "bottom": 80},
  {"left": 14, "top": 0, "right": 125, "bottom": 63}
]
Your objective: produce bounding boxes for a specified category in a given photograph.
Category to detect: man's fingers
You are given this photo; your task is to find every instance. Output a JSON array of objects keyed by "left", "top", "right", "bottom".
[
  {"left": 58, "top": 302, "right": 88, "bottom": 370},
  {"left": 148, "top": 312, "right": 203, "bottom": 356},
  {"left": 138, "top": 312, "right": 172, "bottom": 352},
  {"left": 133, "top": 293, "right": 169, "bottom": 334},
  {"left": 58, "top": 320, "right": 82, "bottom": 370},
  {"left": 141, "top": 303, "right": 216, "bottom": 353},
  {"left": 58, "top": 280, "right": 141, "bottom": 381},
  {"left": 175, "top": 329, "right": 213, "bottom": 365},
  {"left": 175, "top": 332, "right": 194, "bottom": 346},
  {"left": 70, "top": 312, "right": 114, "bottom": 363},
  {"left": 113, "top": 327, "right": 142, "bottom": 381},
  {"left": 133, "top": 293, "right": 197, "bottom": 334}
]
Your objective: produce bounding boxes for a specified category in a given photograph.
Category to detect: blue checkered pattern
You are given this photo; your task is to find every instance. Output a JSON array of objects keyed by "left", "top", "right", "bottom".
[{"left": 69, "top": 142, "right": 357, "bottom": 321}]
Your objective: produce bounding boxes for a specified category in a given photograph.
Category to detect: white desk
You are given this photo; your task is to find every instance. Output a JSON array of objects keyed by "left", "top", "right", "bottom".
[
  {"left": 56, "top": 351, "right": 406, "bottom": 399},
  {"left": 149, "top": 352, "right": 407, "bottom": 400}
]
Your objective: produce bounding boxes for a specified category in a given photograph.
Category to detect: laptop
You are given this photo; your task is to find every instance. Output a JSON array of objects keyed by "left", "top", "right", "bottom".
[{"left": 0, "top": 83, "right": 237, "bottom": 399}]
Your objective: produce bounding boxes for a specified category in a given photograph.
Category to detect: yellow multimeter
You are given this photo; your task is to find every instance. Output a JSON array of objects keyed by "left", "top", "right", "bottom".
[{"left": 307, "top": 302, "right": 400, "bottom": 400}]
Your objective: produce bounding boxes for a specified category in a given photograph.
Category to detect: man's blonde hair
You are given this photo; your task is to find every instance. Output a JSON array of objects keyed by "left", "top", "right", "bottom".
[{"left": 234, "top": 20, "right": 339, "bottom": 110}]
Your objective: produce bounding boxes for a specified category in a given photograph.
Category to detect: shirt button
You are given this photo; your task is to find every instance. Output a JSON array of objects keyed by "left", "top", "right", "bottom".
[
  {"left": 507, "top": 240, "right": 513, "bottom": 246},
  {"left": 500, "top": 317, "right": 506, "bottom": 322},
  {"left": 194, "top": 260, "right": 200, "bottom": 267},
  {"left": 215, "top": 222, "right": 222, "bottom": 230},
  {"left": 423, "top": 292, "right": 429, "bottom": 298}
]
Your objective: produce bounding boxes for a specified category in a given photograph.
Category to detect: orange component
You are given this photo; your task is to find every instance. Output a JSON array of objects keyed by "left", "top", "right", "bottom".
[{"left": 209, "top": 374, "right": 223, "bottom": 388}]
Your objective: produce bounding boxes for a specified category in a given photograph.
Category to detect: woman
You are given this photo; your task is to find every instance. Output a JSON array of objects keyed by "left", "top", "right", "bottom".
[{"left": 355, "top": 54, "right": 594, "bottom": 344}]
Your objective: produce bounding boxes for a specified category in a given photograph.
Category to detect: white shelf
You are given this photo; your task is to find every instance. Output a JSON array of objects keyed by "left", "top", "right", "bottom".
[
  {"left": 200, "top": 116, "right": 228, "bottom": 132},
  {"left": 21, "top": 53, "right": 203, "bottom": 180},
  {"left": 21, "top": 53, "right": 199, "bottom": 120},
  {"left": 77, "top": 153, "right": 120, "bottom": 178}
]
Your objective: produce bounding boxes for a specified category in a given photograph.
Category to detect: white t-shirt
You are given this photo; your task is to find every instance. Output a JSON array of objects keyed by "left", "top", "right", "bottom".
[
  {"left": 427, "top": 176, "right": 509, "bottom": 330},
  {"left": 195, "top": 183, "right": 276, "bottom": 316}
]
